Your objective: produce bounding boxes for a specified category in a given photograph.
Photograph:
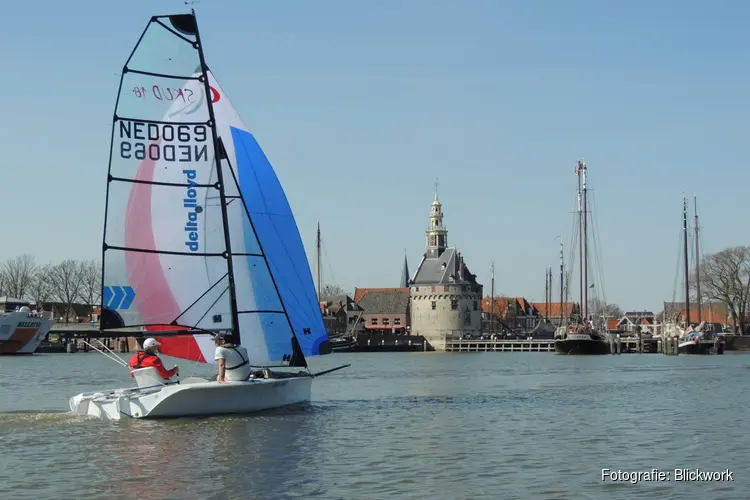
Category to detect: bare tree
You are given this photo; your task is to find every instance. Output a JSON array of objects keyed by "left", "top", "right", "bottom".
[
  {"left": 78, "top": 260, "right": 102, "bottom": 319},
  {"left": 0, "top": 267, "right": 6, "bottom": 296},
  {"left": 47, "top": 260, "right": 84, "bottom": 323},
  {"left": 28, "top": 264, "right": 54, "bottom": 312},
  {"left": 1, "top": 254, "right": 37, "bottom": 299},
  {"left": 698, "top": 246, "right": 750, "bottom": 334},
  {"left": 321, "top": 284, "right": 348, "bottom": 298},
  {"left": 589, "top": 297, "right": 622, "bottom": 319}
]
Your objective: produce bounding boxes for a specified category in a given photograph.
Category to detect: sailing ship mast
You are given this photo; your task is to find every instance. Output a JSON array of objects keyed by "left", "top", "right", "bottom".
[
  {"left": 682, "top": 196, "right": 691, "bottom": 328},
  {"left": 544, "top": 268, "right": 550, "bottom": 321},
  {"left": 694, "top": 195, "right": 702, "bottom": 324},
  {"left": 559, "top": 240, "right": 564, "bottom": 327},
  {"left": 575, "top": 160, "right": 589, "bottom": 322},
  {"left": 316, "top": 221, "right": 322, "bottom": 300},
  {"left": 489, "top": 262, "right": 495, "bottom": 335}
]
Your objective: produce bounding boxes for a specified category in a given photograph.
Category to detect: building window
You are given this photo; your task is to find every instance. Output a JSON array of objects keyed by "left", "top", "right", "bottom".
[
  {"left": 451, "top": 299, "right": 458, "bottom": 310},
  {"left": 431, "top": 301, "right": 436, "bottom": 310},
  {"left": 383, "top": 318, "right": 390, "bottom": 326},
  {"left": 473, "top": 300, "right": 478, "bottom": 311},
  {"left": 394, "top": 318, "right": 401, "bottom": 325},
  {"left": 371, "top": 318, "right": 377, "bottom": 325},
  {"left": 464, "top": 307, "right": 471, "bottom": 325}
]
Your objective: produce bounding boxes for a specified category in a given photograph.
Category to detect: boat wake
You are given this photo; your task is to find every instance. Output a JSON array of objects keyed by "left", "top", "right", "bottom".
[{"left": 0, "top": 409, "right": 94, "bottom": 431}]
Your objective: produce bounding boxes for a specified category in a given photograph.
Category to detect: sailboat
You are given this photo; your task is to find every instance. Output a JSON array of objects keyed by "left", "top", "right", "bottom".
[
  {"left": 69, "top": 11, "right": 346, "bottom": 420},
  {"left": 554, "top": 161, "right": 611, "bottom": 354},
  {"left": 675, "top": 196, "right": 716, "bottom": 355}
]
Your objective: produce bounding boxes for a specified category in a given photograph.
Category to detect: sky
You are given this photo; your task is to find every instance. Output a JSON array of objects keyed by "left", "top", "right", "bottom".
[{"left": 0, "top": 0, "right": 748, "bottom": 313}]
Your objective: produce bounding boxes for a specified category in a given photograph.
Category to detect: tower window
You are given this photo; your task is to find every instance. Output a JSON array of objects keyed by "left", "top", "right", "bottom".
[
  {"left": 431, "top": 301, "right": 436, "bottom": 310},
  {"left": 451, "top": 299, "right": 458, "bottom": 310},
  {"left": 473, "top": 300, "right": 478, "bottom": 311}
]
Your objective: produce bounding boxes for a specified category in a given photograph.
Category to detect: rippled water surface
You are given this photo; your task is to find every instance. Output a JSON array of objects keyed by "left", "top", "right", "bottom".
[{"left": 1, "top": 351, "right": 748, "bottom": 499}]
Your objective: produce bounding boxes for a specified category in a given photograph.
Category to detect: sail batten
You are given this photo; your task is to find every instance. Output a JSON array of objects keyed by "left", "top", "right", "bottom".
[
  {"left": 101, "top": 12, "right": 330, "bottom": 366},
  {"left": 124, "top": 70, "right": 203, "bottom": 81}
]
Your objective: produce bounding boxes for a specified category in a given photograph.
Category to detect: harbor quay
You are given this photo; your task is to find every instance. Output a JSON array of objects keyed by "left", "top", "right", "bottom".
[
  {"left": 40, "top": 323, "right": 733, "bottom": 356},
  {"left": 444, "top": 336, "right": 680, "bottom": 354}
]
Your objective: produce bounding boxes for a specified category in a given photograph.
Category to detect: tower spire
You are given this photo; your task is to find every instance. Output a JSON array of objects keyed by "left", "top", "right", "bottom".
[
  {"left": 425, "top": 183, "right": 448, "bottom": 258},
  {"left": 400, "top": 250, "right": 410, "bottom": 288},
  {"left": 434, "top": 177, "right": 439, "bottom": 202}
]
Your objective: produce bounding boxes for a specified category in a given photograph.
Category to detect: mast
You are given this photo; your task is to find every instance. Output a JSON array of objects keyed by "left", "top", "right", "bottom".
[
  {"left": 577, "top": 166, "right": 583, "bottom": 323},
  {"left": 682, "top": 196, "right": 691, "bottom": 329},
  {"left": 490, "top": 262, "right": 495, "bottom": 335},
  {"left": 581, "top": 161, "right": 589, "bottom": 322},
  {"left": 194, "top": 11, "right": 240, "bottom": 342},
  {"left": 544, "top": 268, "right": 551, "bottom": 321},
  {"left": 316, "top": 221, "right": 322, "bottom": 300},
  {"left": 694, "top": 195, "right": 702, "bottom": 324},
  {"left": 559, "top": 240, "right": 564, "bottom": 327}
]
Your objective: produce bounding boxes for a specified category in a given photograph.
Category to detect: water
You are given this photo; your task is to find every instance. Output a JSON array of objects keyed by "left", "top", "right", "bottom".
[{"left": 0, "top": 351, "right": 748, "bottom": 500}]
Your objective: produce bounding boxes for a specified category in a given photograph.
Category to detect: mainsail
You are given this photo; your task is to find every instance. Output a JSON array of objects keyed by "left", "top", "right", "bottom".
[{"left": 101, "top": 12, "right": 330, "bottom": 367}]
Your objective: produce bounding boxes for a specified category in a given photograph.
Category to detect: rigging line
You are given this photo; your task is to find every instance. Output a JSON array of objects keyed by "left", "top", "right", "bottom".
[
  {"left": 589, "top": 193, "right": 607, "bottom": 306},
  {"left": 697, "top": 219, "right": 710, "bottom": 308},
  {"left": 590, "top": 193, "right": 605, "bottom": 305},
  {"left": 567, "top": 199, "right": 579, "bottom": 312},
  {"left": 171, "top": 272, "right": 229, "bottom": 324},
  {"left": 224, "top": 139, "right": 314, "bottom": 326},
  {"left": 671, "top": 227, "right": 683, "bottom": 310},
  {"left": 230, "top": 139, "right": 319, "bottom": 326},
  {"left": 320, "top": 238, "right": 337, "bottom": 287},
  {"left": 190, "top": 286, "right": 230, "bottom": 328},
  {"left": 218, "top": 147, "right": 315, "bottom": 339}
]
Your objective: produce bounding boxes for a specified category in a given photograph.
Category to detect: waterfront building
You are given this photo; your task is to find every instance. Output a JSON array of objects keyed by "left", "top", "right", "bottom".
[
  {"left": 319, "top": 294, "right": 364, "bottom": 337},
  {"left": 409, "top": 187, "right": 483, "bottom": 350},
  {"left": 354, "top": 288, "right": 410, "bottom": 335}
]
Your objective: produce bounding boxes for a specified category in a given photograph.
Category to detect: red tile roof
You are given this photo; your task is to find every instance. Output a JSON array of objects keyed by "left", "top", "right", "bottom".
[
  {"left": 676, "top": 309, "right": 727, "bottom": 325},
  {"left": 532, "top": 302, "right": 577, "bottom": 318},
  {"left": 481, "top": 297, "right": 512, "bottom": 316}
]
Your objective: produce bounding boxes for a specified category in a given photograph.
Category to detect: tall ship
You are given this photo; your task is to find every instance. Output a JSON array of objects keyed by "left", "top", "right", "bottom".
[
  {"left": 554, "top": 161, "right": 611, "bottom": 355},
  {"left": 0, "top": 297, "right": 54, "bottom": 355},
  {"left": 674, "top": 196, "right": 719, "bottom": 355}
]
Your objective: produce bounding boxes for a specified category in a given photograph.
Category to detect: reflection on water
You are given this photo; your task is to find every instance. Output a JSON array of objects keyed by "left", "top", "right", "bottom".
[{"left": 1, "top": 352, "right": 750, "bottom": 499}]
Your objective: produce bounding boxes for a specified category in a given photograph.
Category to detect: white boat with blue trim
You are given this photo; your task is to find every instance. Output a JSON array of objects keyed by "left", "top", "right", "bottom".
[{"left": 69, "top": 11, "right": 345, "bottom": 421}]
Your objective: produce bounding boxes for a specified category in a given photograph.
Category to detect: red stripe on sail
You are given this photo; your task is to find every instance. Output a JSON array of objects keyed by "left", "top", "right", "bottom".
[{"left": 124, "top": 143, "right": 207, "bottom": 364}]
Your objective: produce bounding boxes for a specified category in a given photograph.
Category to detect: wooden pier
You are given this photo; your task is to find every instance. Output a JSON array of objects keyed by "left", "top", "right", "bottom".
[
  {"left": 444, "top": 339, "right": 555, "bottom": 352},
  {"left": 443, "top": 337, "right": 684, "bottom": 354}
]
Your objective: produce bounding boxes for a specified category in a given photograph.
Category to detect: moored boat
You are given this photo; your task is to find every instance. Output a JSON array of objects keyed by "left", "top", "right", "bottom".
[{"left": 0, "top": 300, "right": 54, "bottom": 355}]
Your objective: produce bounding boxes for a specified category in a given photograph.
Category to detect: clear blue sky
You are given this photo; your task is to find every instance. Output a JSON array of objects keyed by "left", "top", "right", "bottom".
[{"left": 1, "top": 0, "right": 748, "bottom": 313}]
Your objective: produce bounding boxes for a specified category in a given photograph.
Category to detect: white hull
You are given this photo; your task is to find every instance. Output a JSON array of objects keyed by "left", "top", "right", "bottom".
[
  {"left": 0, "top": 312, "right": 54, "bottom": 354},
  {"left": 69, "top": 375, "right": 313, "bottom": 421},
  {"left": 677, "top": 339, "right": 697, "bottom": 350}
]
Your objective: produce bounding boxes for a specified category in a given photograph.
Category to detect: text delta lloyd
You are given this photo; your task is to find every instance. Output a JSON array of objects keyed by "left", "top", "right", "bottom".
[{"left": 183, "top": 169, "right": 202, "bottom": 251}]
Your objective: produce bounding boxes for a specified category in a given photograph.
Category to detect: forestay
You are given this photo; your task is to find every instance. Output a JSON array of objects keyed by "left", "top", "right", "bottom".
[{"left": 100, "top": 13, "right": 330, "bottom": 367}]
